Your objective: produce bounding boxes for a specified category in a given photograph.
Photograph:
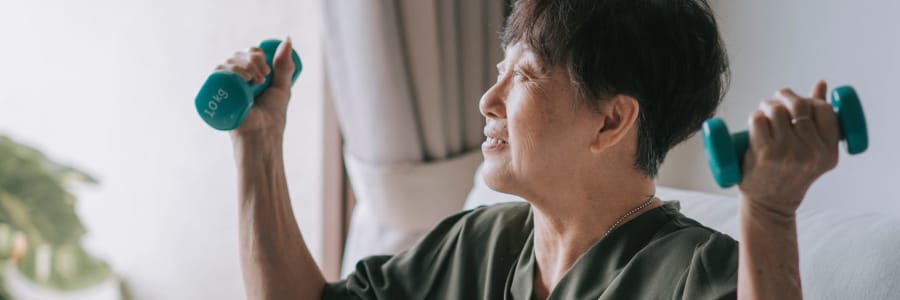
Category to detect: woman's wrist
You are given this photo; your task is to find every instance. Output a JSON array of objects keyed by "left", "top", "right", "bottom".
[
  {"left": 231, "top": 131, "right": 284, "bottom": 155},
  {"left": 738, "top": 194, "right": 803, "bottom": 300},
  {"left": 739, "top": 193, "right": 801, "bottom": 226}
]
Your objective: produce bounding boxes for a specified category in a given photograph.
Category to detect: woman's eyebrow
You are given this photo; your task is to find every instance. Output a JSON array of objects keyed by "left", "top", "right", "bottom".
[{"left": 518, "top": 60, "right": 548, "bottom": 78}]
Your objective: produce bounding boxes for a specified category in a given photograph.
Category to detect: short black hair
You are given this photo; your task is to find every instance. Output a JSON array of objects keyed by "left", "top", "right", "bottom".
[{"left": 502, "top": 0, "right": 729, "bottom": 177}]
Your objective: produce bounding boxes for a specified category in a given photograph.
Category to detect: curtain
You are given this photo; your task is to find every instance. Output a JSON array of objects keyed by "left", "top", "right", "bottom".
[{"left": 323, "top": 0, "right": 505, "bottom": 276}]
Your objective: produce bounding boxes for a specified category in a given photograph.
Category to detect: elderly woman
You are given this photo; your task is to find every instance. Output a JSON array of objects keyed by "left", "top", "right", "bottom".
[{"left": 225, "top": 0, "right": 839, "bottom": 299}]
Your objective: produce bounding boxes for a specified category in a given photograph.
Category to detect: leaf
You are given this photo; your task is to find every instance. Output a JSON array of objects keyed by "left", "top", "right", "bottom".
[{"left": 0, "top": 135, "right": 114, "bottom": 291}]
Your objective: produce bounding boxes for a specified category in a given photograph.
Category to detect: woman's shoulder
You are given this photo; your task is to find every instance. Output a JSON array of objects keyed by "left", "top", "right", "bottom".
[
  {"left": 645, "top": 201, "right": 739, "bottom": 272},
  {"left": 654, "top": 201, "right": 737, "bottom": 245},
  {"left": 621, "top": 202, "right": 739, "bottom": 296}
]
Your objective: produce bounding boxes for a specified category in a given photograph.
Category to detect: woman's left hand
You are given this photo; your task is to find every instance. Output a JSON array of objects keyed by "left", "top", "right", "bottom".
[{"left": 738, "top": 80, "right": 841, "bottom": 217}]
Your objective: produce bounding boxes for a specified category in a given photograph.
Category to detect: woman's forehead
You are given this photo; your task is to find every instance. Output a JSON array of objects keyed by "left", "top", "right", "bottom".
[
  {"left": 499, "top": 43, "right": 552, "bottom": 75},
  {"left": 500, "top": 43, "right": 538, "bottom": 66}
]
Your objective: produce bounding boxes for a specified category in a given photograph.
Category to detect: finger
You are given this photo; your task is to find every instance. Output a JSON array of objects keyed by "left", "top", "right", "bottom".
[
  {"left": 775, "top": 88, "right": 822, "bottom": 146},
  {"left": 222, "top": 63, "right": 255, "bottom": 82},
  {"left": 759, "top": 99, "right": 792, "bottom": 142},
  {"left": 810, "top": 80, "right": 828, "bottom": 101},
  {"left": 249, "top": 52, "right": 269, "bottom": 84},
  {"left": 748, "top": 110, "right": 774, "bottom": 146},
  {"left": 270, "top": 36, "right": 296, "bottom": 89},
  {"left": 775, "top": 88, "right": 815, "bottom": 120},
  {"left": 251, "top": 48, "right": 272, "bottom": 76},
  {"left": 248, "top": 47, "right": 269, "bottom": 83},
  {"left": 812, "top": 101, "right": 841, "bottom": 148},
  {"left": 226, "top": 56, "right": 255, "bottom": 80}
]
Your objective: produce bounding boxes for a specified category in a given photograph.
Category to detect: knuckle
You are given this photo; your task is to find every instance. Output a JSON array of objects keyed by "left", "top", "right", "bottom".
[
  {"left": 226, "top": 57, "right": 244, "bottom": 65},
  {"left": 805, "top": 150, "right": 821, "bottom": 163},
  {"left": 757, "top": 151, "right": 772, "bottom": 163},
  {"left": 803, "top": 165, "right": 818, "bottom": 176},
  {"left": 253, "top": 55, "right": 268, "bottom": 65},
  {"left": 813, "top": 100, "right": 831, "bottom": 108},
  {"left": 749, "top": 111, "right": 767, "bottom": 126},
  {"left": 759, "top": 98, "right": 777, "bottom": 111},
  {"left": 776, "top": 88, "right": 793, "bottom": 97},
  {"left": 770, "top": 103, "right": 789, "bottom": 116},
  {"left": 814, "top": 102, "right": 833, "bottom": 114},
  {"left": 791, "top": 98, "right": 809, "bottom": 113},
  {"left": 757, "top": 146, "right": 778, "bottom": 162}
]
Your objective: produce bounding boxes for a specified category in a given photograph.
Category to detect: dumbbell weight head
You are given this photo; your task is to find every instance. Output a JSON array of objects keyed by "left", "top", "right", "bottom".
[
  {"left": 832, "top": 86, "right": 868, "bottom": 154},
  {"left": 702, "top": 119, "right": 746, "bottom": 188},
  {"left": 195, "top": 39, "right": 303, "bottom": 130},
  {"left": 702, "top": 85, "right": 868, "bottom": 188}
]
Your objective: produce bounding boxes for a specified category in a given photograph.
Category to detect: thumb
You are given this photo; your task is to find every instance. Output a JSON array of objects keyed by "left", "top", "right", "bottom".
[
  {"left": 811, "top": 80, "right": 828, "bottom": 101},
  {"left": 270, "top": 36, "right": 296, "bottom": 90}
]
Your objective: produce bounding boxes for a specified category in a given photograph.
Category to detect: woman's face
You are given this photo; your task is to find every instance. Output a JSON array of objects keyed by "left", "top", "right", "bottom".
[{"left": 479, "top": 43, "right": 602, "bottom": 199}]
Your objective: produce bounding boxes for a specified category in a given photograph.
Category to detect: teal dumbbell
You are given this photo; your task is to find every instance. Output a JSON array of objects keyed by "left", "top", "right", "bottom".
[
  {"left": 702, "top": 85, "right": 868, "bottom": 188},
  {"left": 195, "top": 39, "right": 303, "bottom": 130}
]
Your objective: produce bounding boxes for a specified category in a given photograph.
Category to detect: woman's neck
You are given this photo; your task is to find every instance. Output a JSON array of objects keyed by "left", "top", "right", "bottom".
[{"left": 529, "top": 176, "right": 658, "bottom": 299}]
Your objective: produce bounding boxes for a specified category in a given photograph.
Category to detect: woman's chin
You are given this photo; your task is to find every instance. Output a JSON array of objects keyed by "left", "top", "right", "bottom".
[{"left": 481, "top": 163, "right": 513, "bottom": 193}]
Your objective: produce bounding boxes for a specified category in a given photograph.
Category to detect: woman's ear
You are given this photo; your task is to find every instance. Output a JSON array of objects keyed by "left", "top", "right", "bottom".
[{"left": 590, "top": 95, "right": 640, "bottom": 153}]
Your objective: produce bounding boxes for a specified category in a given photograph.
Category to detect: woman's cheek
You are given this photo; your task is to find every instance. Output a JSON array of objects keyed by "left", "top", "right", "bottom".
[{"left": 509, "top": 118, "right": 540, "bottom": 172}]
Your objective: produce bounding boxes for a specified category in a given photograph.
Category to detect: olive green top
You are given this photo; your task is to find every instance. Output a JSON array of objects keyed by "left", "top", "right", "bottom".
[{"left": 324, "top": 201, "right": 738, "bottom": 299}]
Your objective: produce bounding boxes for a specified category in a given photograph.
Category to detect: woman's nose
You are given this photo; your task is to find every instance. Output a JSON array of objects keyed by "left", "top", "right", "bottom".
[{"left": 479, "top": 81, "right": 507, "bottom": 119}]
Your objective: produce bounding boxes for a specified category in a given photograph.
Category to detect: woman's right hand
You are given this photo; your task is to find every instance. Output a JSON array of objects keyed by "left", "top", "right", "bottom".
[
  {"left": 217, "top": 37, "right": 296, "bottom": 138},
  {"left": 738, "top": 80, "right": 840, "bottom": 217}
]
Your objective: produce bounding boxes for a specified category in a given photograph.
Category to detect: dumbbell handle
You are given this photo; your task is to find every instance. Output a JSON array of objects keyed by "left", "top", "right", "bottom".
[{"left": 727, "top": 131, "right": 750, "bottom": 166}]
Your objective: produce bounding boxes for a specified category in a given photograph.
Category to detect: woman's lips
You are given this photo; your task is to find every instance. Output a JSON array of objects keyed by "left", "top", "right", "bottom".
[{"left": 482, "top": 137, "right": 508, "bottom": 152}]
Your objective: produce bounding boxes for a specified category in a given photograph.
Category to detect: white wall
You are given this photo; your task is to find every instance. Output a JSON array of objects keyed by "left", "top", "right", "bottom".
[
  {"left": 659, "top": 0, "right": 900, "bottom": 214},
  {"left": 0, "top": 0, "right": 323, "bottom": 299}
]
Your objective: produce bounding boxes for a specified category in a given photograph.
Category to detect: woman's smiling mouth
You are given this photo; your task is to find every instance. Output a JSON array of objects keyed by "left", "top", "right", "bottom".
[{"left": 483, "top": 136, "right": 508, "bottom": 151}]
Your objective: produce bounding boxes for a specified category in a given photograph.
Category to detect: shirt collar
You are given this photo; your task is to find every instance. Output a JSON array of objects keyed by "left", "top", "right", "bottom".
[{"left": 508, "top": 201, "right": 679, "bottom": 300}]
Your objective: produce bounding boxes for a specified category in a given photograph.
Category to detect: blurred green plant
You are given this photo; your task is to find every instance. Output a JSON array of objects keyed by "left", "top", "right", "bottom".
[{"left": 0, "top": 135, "right": 112, "bottom": 297}]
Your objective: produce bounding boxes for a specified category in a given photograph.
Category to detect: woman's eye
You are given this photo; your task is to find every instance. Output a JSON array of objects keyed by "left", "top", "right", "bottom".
[
  {"left": 494, "top": 68, "right": 526, "bottom": 83},
  {"left": 512, "top": 69, "right": 525, "bottom": 81}
]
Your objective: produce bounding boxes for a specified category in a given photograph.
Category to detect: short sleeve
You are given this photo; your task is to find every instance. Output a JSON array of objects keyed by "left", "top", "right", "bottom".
[
  {"left": 321, "top": 255, "right": 394, "bottom": 300},
  {"left": 322, "top": 203, "right": 532, "bottom": 300},
  {"left": 676, "top": 232, "right": 739, "bottom": 300}
]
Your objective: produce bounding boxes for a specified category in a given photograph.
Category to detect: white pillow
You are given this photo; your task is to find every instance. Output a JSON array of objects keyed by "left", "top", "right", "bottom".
[
  {"left": 463, "top": 164, "right": 739, "bottom": 235},
  {"left": 463, "top": 163, "right": 525, "bottom": 210}
]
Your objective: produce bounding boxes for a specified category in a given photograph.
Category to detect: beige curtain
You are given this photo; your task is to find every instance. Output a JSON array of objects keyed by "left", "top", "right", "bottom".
[{"left": 322, "top": 0, "right": 505, "bottom": 276}]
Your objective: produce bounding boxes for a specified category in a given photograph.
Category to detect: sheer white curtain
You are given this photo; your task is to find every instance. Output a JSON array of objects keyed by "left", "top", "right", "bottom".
[{"left": 323, "top": 0, "right": 505, "bottom": 276}]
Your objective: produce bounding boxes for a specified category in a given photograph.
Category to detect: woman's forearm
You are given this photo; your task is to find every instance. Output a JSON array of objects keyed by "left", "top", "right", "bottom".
[
  {"left": 233, "top": 132, "right": 325, "bottom": 300},
  {"left": 738, "top": 197, "right": 802, "bottom": 300}
]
